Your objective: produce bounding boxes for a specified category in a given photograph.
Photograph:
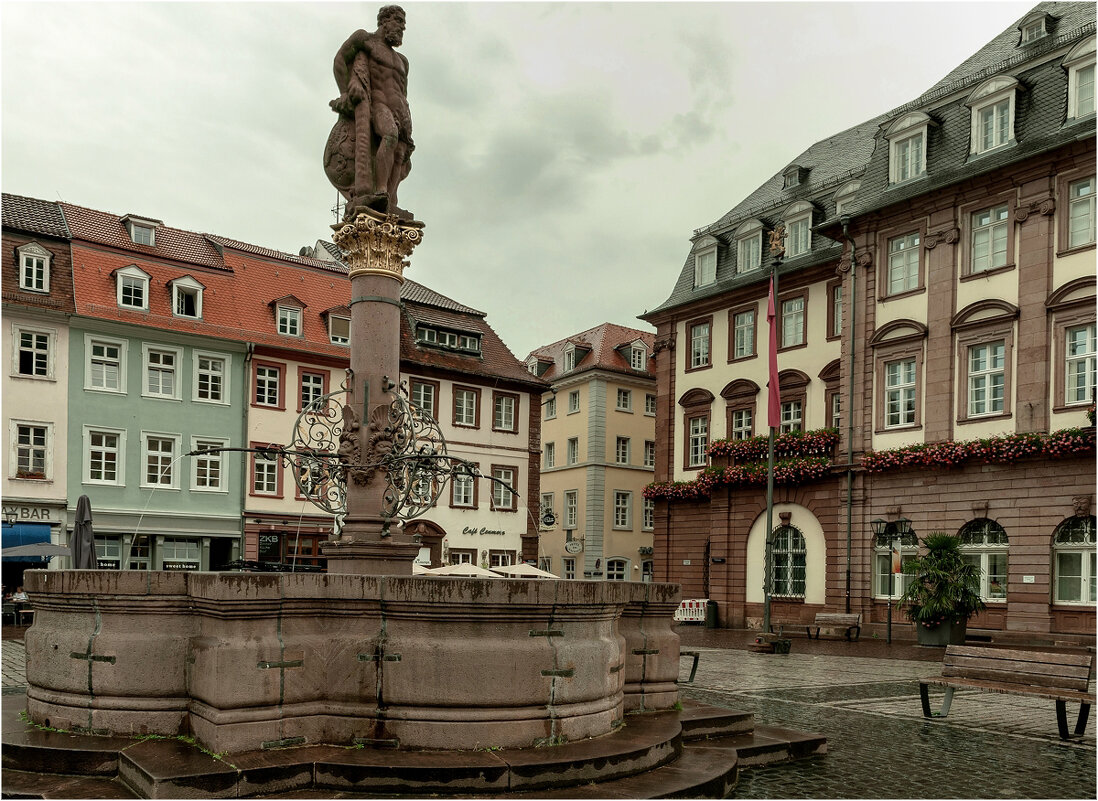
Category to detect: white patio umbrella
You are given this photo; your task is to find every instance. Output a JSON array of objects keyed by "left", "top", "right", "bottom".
[
  {"left": 411, "top": 562, "right": 431, "bottom": 574},
  {"left": 491, "top": 563, "right": 559, "bottom": 579},
  {"left": 422, "top": 563, "right": 501, "bottom": 578}
]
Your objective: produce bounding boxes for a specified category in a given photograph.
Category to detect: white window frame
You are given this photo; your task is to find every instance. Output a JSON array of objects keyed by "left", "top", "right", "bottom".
[
  {"left": 732, "top": 408, "right": 753, "bottom": 440},
  {"left": 1053, "top": 516, "right": 1096, "bottom": 605},
  {"left": 564, "top": 490, "right": 578, "bottom": 529},
  {"left": 970, "top": 204, "right": 1010, "bottom": 273},
  {"left": 115, "top": 265, "right": 151, "bottom": 311},
  {"left": 616, "top": 388, "right": 633, "bottom": 411},
  {"left": 630, "top": 345, "right": 647, "bottom": 371},
  {"left": 615, "top": 436, "right": 630, "bottom": 465},
  {"left": 884, "top": 358, "right": 917, "bottom": 428},
  {"left": 771, "top": 525, "right": 807, "bottom": 598},
  {"left": 563, "top": 557, "right": 576, "bottom": 579},
  {"left": 567, "top": 437, "right": 579, "bottom": 465},
  {"left": 967, "top": 77, "right": 1018, "bottom": 156},
  {"left": 191, "top": 436, "right": 229, "bottom": 493},
  {"left": 254, "top": 365, "right": 281, "bottom": 407},
  {"left": 644, "top": 440, "right": 656, "bottom": 469},
  {"left": 780, "top": 400, "right": 803, "bottom": 433},
  {"left": 887, "top": 232, "right": 920, "bottom": 296},
  {"left": 83, "top": 425, "right": 126, "bottom": 486},
  {"left": 735, "top": 220, "right": 763, "bottom": 274},
  {"left": 645, "top": 393, "right": 657, "bottom": 416},
  {"left": 643, "top": 498, "right": 655, "bottom": 531},
  {"left": 540, "top": 493, "right": 554, "bottom": 528},
  {"left": 959, "top": 519, "right": 1009, "bottom": 602},
  {"left": 613, "top": 491, "right": 632, "bottom": 530},
  {"left": 1068, "top": 177, "right": 1096, "bottom": 250},
  {"left": 329, "top": 315, "right": 350, "bottom": 345},
  {"left": 277, "top": 305, "right": 303, "bottom": 337},
  {"left": 687, "top": 416, "right": 708, "bottom": 467},
  {"left": 544, "top": 442, "right": 555, "bottom": 469},
  {"left": 606, "top": 558, "right": 628, "bottom": 581},
  {"left": 1065, "top": 37, "right": 1096, "bottom": 120},
  {"left": 568, "top": 389, "right": 581, "bottom": 414},
  {"left": 300, "top": 371, "right": 325, "bottom": 410},
  {"left": 252, "top": 448, "right": 279, "bottom": 496},
  {"left": 454, "top": 388, "right": 478, "bottom": 427},
  {"left": 733, "top": 309, "right": 755, "bottom": 359},
  {"left": 782, "top": 202, "right": 813, "bottom": 259},
  {"left": 885, "top": 113, "right": 930, "bottom": 185},
  {"left": 84, "top": 335, "right": 128, "bottom": 394},
  {"left": 833, "top": 180, "right": 861, "bottom": 218},
  {"left": 967, "top": 341, "right": 1006, "bottom": 417},
  {"left": 1066, "top": 323, "right": 1097, "bottom": 406},
  {"left": 452, "top": 470, "right": 474, "bottom": 507},
  {"left": 16, "top": 242, "right": 51, "bottom": 293},
  {"left": 491, "top": 466, "right": 516, "bottom": 511},
  {"left": 13, "top": 325, "right": 54, "bottom": 380},
  {"left": 545, "top": 395, "right": 556, "bottom": 419},
  {"left": 494, "top": 394, "right": 515, "bottom": 431},
  {"left": 193, "top": 351, "right": 229, "bottom": 405},
  {"left": 873, "top": 529, "right": 919, "bottom": 600},
  {"left": 10, "top": 420, "right": 52, "bottom": 481},
  {"left": 411, "top": 380, "right": 436, "bottom": 418},
  {"left": 780, "top": 298, "right": 804, "bottom": 348},
  {"left": 690, "top": 322, "right": 710, "bottom": 368},
  {"left": 564, "top": 346, "right": 576, "bottom": 372},
  {"left": 142, "top": 343, "right": 182, "bottom": 400},
  {"left": 170, "top": 276, "right": 204, "bottom": 319},
  {"left": 141, "top": 431, "right": 181, "bottom": 489},
  {"left": 693, "top": 238, "right": 718, "bottom": 288}
]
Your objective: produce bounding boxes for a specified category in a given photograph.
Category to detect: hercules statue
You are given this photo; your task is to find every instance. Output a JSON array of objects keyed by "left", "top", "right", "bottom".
[{"left": 324, "top": 5, "right": 414, "bottom": 220}]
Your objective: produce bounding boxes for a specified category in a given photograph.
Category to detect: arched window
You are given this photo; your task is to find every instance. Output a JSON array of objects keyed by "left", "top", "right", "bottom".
[
  {"left": 1053, "top": 516, "right": 1096, "bottom": 604},
  {"left": 873, "top": 524, "right": 918, "bottom": 599},
  {"left": 606, "top": 559, "right": 628, "bottom": 582},
  {"left": 958, "top": 519, "right": 1009, "bottom": 600},
  {"left": 771, "top": 526, "right": 806, "bottom": 598}
]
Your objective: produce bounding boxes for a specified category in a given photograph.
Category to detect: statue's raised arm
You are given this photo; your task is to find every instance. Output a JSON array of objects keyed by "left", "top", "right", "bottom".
[{"left": 323, "top": 5, "right": 415, "bottom": 221}]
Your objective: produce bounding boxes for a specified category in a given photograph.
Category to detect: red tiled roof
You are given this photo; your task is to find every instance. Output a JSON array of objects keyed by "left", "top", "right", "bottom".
[
  {"left": 2, "top": 194, "right": 70, "bottom": 239},
  {"left": 527, "top": 322, "right": 656, "bottom": 382}
]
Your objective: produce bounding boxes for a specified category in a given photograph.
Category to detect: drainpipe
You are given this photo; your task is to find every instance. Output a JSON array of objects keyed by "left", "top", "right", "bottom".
[
  {"left": 241, "top": 343, "right": 254, "bottom": 562},
  {"left": 839, "top": 218, "right": 857, "bottom": 615}
]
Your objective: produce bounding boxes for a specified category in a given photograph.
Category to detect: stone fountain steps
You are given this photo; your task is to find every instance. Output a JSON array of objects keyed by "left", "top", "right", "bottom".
[{"left": 2, "top": 695, "right": 824, "bottom": 799}]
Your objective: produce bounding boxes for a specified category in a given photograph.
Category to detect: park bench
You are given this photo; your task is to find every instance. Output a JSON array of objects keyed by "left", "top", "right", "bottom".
[
  {"left": 679, "top": 650, "right": 701, "bottom": 683},
  {"left": 770, "top": 612, "right": 862, "bottom": 641},
  {"left": 919, "top": 645, "right": 1095, "bottom": 740}
]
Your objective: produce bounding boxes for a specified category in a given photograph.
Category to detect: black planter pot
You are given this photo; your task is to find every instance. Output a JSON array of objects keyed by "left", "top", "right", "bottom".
[{"left": 915, "top": 619, "right": 967, "bottom": 646}]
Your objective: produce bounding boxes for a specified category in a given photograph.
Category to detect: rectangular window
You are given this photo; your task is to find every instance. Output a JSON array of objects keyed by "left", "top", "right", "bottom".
[
  {"left": 539, "top": 556, "right": 552, "bottom": 573},
  {"left": 540, "top": 493, "right": 554, "bottom": 527},
  {"left": 195, "top": 355, "right": 225, "bottom": 403},
  {"left": 786, "top": 217, "right": 810, "bottom": 258},
  {"left": 20, "top": 253, "right": 47, "bottom": 292},
  {"left": 830, "top": 391, "right": 842, "bottom": 430},
  {"left": 568, "top": 390, "right": 580, "bottom": 413},
  {"left": 971, "top": 205, "right": 1009, "bottom": 273},
  {"left": 252, "top": 449, "right": 279, "bottom": 495},
  {"left": 87, "top": 429, "right": 122, "bottom": 484},
  {"left": 567, "top": 437, "right": 579, "bottom": 465},
  {"left": 329, "top": 315, "right": 350, "bottom": 345},
  {"left": 143, "top": 434, "right": 177, "bottom": 487},
  {"left": 544, "top": 395, "right": 556, "bottom": 419},
  {"left": 690, "top": 322, "right": 710, "bottom": 368},
  {"left": 454, "top": 388, "right": 478, "bottom": 426},
  {"left": 89, "top": 339, "right": 125, "bottom": 392},
  {"left": 120, "top": 275, "right": 146, "bottom": 309},
  {"left": 564, "top": 490, "right": 578, "bottom": 528},
  {"left": 887, "top": 233, "right": 920, "bottom": 295},
  {"left": 544, "top": 442, "right": 555, "bottom": 468},
  {"left": 630, "top": 347, "right": 646, "bottom": 371},
  {"left": 411, "top": 380, "right": 436, "bottom": 418},
  {"left": 278, "top": 306, "right": 302, "bottom": 336},
  {"left": 688, "top": 416, "right": 708, "bottom": 467},
  {"left": 1076, "top": 63, "right": 1095, "bottom": 117},
  {"left": 616, "top": 388, "right": 632, "bottom": 411},
  {"left": 831, "top": 284, "right": 843, "bottom": 338},
  {"left": 493, "top": 393, "right": 516, "bottom": 432},
  {"left": 491, "top": 466, "right": 516, "bottom": 511},
  {"left": 733, "top": 309, "right": 755, "bottom": 359},
  {"left": 614, "top": 492, "right": 632, "bottom": 529},
  {"left": 615, "top": 436, "right": 630, "bottom": 465},
  {"left": 732, "top": 409, "right": 753, "bottom": 440},
  {"left": 978, "top": 99, "right": 1010, "bottom": 152},
  {"left": 781, "top": 298, "right": 805, "bottom": 348},
  {"left": 255, "top": 365, "right": 281, "bottom": 407},
  {"left": 452, "top": 468, "right": 474, "bottom": 507},
  {"left": 192, "top": 438, "right": 225, "bottom": 491},
  {"left": 564, "top": 349, "right": 576, "bottom": 372},
  {"left": 131, "top": 224, "right": 154, "bottom": 246},
  {"left": 694, "top": 249, "right": 716, "bottom": 287},
  {"left": 1069, "top": 177, "right": 1096, "bottom": 249},
  {"left": 644, "top": 440, "right": 656, "bottom": 468},
  {"left": 300, "top": 372, "right": 325, "bottom": 410},
  {"left": 16, "top": 329, "right": 50, "bottom": 378},
  {"left": 643, "top": 498, "right": 655, "bottom": 531},
  {"left": 780, "top": 400, "right": 803, "bottom": 433},
  {"left": 738, "top": 234, "right": 761, "bottom": 273},
  {"left": 968, "top": 342, "right": 1006, "bottom": 416},
  {"left": 893, "top": 132, "right": 924, "bottom": 182},
  {"left": 645, "top": 393, "right": 657, "bottom": 415},
  {"left": 563, "top": 557, "right": 576, "bottom": 580},
  {"left": 175, "top": 286, "right": 200, "bottom": 318},
  {"left": 885, "top": 359, "right": 917, "bottom": 428},
  {"left": 1066, "top": 323, "right": 1097, "bottom": 405},
  {"left": 145, "top": 348, "right": 178, "bottom": 398},
  {"left": 15, "top": 424, "right": 47, "bottom": 479}
]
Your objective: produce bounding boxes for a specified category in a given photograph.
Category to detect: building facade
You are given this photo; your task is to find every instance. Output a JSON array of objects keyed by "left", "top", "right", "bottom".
[
  {"left": 527, "top": 324, "right": 656, "bottom": 580},
  {"left": 643, "top": 2, "right": 1096, "bottom": 640}
]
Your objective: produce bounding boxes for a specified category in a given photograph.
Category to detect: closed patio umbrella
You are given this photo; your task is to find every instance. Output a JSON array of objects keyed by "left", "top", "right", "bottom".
[
  {"left": 491, "top": 563, "right": 559, "bottom": 579},
  {"left": 70, "top": 495, "right": 97, "bottom": 569},
  {"left": 422, "top": 563, "right": 500, "bottom": 578}
]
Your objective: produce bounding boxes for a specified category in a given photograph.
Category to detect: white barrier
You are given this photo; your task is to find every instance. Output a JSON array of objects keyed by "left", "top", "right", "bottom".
[{"left": 673, "top": 598, "right": 708, "bottom": 623}]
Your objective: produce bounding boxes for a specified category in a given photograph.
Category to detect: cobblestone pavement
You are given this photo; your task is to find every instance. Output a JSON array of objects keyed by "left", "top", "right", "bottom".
[
  {"left": 2, "top": 638, "right": 26, "bottom": 695},
  {"left": 680, "top": 647, "right": 1097, "bottom": 799}
]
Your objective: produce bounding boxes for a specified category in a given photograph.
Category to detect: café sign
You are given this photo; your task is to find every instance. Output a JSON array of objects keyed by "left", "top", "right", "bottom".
[
  {"left": 462, "top": 527, "right": 507, "bottom": 536},
  {"left": 163, "top": 560, "right": 200, "bottom": 571}
]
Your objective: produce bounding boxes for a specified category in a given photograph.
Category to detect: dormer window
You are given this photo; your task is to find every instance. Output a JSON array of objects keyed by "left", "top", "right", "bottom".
[
  {"left": 834, "top": 181, "right": 861, "bottom": 218},
  {"left": 169, "top": 275, "right": 204, "bottom": 319},
  {"left": 782, "top": 201, "right": 814, "bottom": 259},
  {"left": 1022, "top": 19, "right": 1045, "bottom": 43},
  {"left": 885, "top": 112, "right": 931, "bottom": 185},
  {"left": 629, "top": 342, "right": 647, "bottom": 371},
  {"left": 329, "top": 315, "right": 350, "bottom": 345},
  {"left": 415, "top": 324, "right": 480, "bottom": 354},
  {"left": 115, "top": 265, "right": 151, "bottom": 310},
  {"left": 278, "top": 306, "right": 301, "bottom": 336},
  {"left": 1064, "top": 37, "right": 1096, "bottom": 121},
  {"left": 564, "top": 346, "right": 576, "bottom": 372},
  {"left": 734, "top": 219, "right": 764, "bottom": 274},
  {"left": 121, "top": 214, "right": 161, "bottom": 247},
  {"left": 1018, "top": 11, "right": 1056, "bottom": 45},
  {"left": 16, "top": 242, "right": 51, "bottom": 293},
  {"left": 692, "top": 236, "right": 718, "bottom": 288},
  {"left": 966, "top": 76, "right": 1019, "bottom": 156},
  {"left": 783, "top": 165, "right": 809, "bottom": 189},
  {"left": 527, "top": 357, "right": 539, "bottom": 376}
]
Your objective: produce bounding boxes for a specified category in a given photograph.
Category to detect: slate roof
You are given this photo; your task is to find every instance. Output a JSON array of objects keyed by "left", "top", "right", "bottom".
[
  {"left": 526, "top": 323, "right": 656, "bottom": 383},
  {"left": 1, "top": 193, "right": 70, "bottom": 239},
  {"left": 645, "top": 1, "right": 1096, "bottom": 319}
]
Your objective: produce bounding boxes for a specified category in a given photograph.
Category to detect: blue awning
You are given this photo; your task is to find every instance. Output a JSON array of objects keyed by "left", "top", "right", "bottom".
[{"left": 2, "top": 523, "right": 51, "bottom": 562}]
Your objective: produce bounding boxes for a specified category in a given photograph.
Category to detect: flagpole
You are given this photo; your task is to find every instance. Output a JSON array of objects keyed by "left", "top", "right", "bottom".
[{"left": 762, "top": 229, "right": 784, "bottom": 637}]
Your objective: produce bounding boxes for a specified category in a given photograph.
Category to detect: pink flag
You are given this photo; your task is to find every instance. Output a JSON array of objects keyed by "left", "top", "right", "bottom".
[{"left": 767, "top": 276, "right": 780, "bottom": 428}]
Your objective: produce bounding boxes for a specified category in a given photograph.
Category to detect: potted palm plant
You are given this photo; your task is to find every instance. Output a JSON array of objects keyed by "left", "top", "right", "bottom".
[{"left": 900, "top": 532, "right": 986, "bottom": 646}]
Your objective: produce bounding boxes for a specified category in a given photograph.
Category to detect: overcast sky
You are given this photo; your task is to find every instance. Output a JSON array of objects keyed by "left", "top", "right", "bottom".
[{"left": 2, "top": 1, "right": 1034, "bottom": 360}]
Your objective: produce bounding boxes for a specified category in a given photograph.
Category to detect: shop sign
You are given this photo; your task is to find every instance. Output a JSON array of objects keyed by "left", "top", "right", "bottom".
[
  {"left": 462, "top": 527, "right": 506, "bottom": 536},
  {"left": 2, "top": 505, "right": 54, "bottom": 522},
  {"left": 163, "top": 560, "right": 200, "bottom": 571},
  {"left": 97, "top": 558, "right": 120, "bottom": 570}
]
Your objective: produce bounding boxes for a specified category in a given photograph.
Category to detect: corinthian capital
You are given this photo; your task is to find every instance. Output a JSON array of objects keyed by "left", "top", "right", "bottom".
[{"left": 334, "top": 209, "right": 425, "bottom": 282}]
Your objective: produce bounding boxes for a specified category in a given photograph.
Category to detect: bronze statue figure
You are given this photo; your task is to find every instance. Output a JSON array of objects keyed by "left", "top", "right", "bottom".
[{"left": 324, "top": 5, "right": 414, "bottom": 220}]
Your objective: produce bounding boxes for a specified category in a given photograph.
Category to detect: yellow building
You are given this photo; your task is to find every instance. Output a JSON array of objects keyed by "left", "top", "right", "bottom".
[{"left": 527, "top": 324, "right": 656, "bottom": 580}]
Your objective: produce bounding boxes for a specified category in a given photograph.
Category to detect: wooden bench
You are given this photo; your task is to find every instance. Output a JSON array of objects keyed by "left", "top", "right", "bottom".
[
  {"left": 919, "top": 645, "right": 1095, "bottom": 740},
  {"left": 770, "top": 612, "right": 861, "bottom": 641}
]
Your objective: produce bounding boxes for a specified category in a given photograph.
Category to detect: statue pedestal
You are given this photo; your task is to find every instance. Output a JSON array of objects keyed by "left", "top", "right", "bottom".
[{"left": 321, "top": 539, "right": 421, "bottom": 575}]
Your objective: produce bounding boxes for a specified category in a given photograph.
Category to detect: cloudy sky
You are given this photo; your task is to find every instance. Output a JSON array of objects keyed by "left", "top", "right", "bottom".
[{"left": 3, "top": 1, "right": 1034, "bottom": 360}]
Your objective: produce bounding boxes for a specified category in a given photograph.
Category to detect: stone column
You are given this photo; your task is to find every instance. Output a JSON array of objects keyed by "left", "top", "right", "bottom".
[{"left": 322, "top": 209, "right": 425, "bottom": 575}]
